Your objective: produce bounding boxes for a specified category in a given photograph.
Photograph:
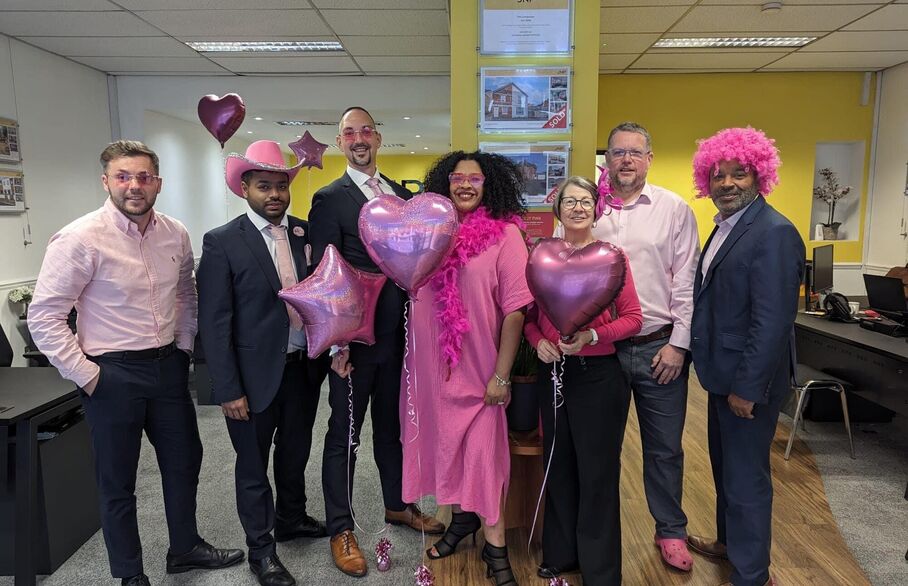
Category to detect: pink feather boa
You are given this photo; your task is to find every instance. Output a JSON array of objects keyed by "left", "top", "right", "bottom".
[{"left": 429, "top": 206, "right": 523, "bottom": 369}]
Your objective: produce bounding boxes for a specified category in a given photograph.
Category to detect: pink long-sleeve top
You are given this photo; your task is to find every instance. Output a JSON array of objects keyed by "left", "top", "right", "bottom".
[{"left": 524, "top": 255, "right": 643, "bottom": 356}]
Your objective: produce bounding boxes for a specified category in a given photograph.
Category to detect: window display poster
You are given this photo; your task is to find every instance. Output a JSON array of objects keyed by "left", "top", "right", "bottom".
[
  {"left": 0, "top": 118, "right": 21, "bottom": 163},
  {"left": 480, "top": 67, "right": 570, "bottom": 133},
  {"left": 0, "top": 169, "right": 25, "bottom": 213},
  {"left": 524, "top": 210, "right": 556, "bottom": 239},
  {"left": 481, "top": 0, "right": 571, "bottom": 55},
  {"left": 480, "top": 142, "right": 570, "bottom": 209}
]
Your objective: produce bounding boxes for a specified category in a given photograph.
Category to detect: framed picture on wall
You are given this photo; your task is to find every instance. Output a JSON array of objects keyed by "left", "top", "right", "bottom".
[
  {"left": 480, "top": 141, "right": 571, "bottom": 208},
  {"left": 480, "top": 0, "right": 572, "bottom": 55},
  {"left": 479, "top": 67, "right": 571, "bottom": 133},
  {"left": 0, "top": 118, "right": 21, "bottom": 163},
  {"left": 0, "top": 169, "right": 26, "bottom": 213}
]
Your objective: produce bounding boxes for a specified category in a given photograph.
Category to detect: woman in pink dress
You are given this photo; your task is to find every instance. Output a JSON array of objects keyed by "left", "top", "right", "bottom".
[{"left": 401, "top": 151, "right": 532, "bottom": 586}]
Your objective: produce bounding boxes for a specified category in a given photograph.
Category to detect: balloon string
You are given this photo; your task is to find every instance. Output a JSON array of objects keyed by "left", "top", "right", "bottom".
[
  {"left": 346, "top": 372, "right": 389, "bottom": 536},
  {"left": 528, "top": 358, "right": 564, "bottom": 552},
  {"left": 404, "top": 297, "right": 420, "bottom": 442}
]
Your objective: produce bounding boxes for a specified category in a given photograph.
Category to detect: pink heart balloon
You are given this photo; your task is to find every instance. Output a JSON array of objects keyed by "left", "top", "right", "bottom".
[
  {"left": 358, "top": 192, "right": 459, "bottom": 295},
  {"left": 197, "top": 93, "right": 246, "bottom": 148},
  {"left": 526, "top": 238, "right": 627, "bottom": 337},
  {"left": 278, "top": 244, "right": 386, "bottom": 358}
]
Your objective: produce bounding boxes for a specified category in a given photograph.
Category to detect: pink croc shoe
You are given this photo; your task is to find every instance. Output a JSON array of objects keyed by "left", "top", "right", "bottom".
[{"left": 654, "top": 534, "right": 693, "bottom": 572}]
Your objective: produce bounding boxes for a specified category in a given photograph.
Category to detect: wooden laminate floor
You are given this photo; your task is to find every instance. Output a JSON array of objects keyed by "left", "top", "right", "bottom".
[{"left": 431, "top": 374, "right": 870, "bottom": 585}]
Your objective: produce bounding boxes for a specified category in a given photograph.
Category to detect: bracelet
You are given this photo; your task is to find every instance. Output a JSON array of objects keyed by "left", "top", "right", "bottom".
[{"left": 495, "top": 373, "right": 511, "bottom": 387}]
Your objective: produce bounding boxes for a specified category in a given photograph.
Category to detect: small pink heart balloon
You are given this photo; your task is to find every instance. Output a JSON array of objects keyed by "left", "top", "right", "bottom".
[
  {"left": 358, "top": 192, "right": 459, "bottom": 295},
  {"left": 197, "top": 93, "right": 246, "bottom": 148},
  {"left": 526, "top": 238, "right": 627, "bottom": 337}
]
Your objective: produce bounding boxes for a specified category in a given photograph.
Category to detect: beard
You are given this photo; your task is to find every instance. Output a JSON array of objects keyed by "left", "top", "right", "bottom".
[{"left": 710, "top": 184, "right": 761, "bottom": 217}]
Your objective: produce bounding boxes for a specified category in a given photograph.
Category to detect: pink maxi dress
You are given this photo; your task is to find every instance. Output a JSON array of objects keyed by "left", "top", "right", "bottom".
[{"left": 400, "top": 223, "right": 533, "bottom": 525}]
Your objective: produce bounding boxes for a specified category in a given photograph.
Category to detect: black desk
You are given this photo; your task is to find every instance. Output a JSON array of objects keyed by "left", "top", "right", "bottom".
[{"left": 0, "top": 368, "right": 80, "bottom": 585}]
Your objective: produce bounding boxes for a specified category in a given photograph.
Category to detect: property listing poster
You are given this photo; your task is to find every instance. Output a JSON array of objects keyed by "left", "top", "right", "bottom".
[
  {"left": 0, "top": 169, "right": 25, "bottom": 213},
  {"left": 481, "top": 0, "right": 572, "bottom": 55},
  {"left": 480, "top": 67, "right": 570, "bottom": 133},
  {"left": 480, "top": 142, "right": 570, "bottom": 210}
]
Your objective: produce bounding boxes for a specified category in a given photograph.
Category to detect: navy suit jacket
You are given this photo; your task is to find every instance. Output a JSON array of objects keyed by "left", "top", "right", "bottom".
[
  {"left": 196, "top": 213, "right": 311, "bottom": 413},
  {"left": 691, "top": 196, "right": 805, "bottom": 404}
]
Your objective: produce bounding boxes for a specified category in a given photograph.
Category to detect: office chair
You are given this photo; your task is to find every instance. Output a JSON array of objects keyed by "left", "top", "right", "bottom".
[
  {"left": 0, "top": 322, "right": 13, "bottom": 367},
  {"left": 784, "top": 363, "right": 855, "bottom": 460}
]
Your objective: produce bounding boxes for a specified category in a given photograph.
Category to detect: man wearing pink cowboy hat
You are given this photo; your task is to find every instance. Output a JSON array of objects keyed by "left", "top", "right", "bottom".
[{"left": 197, "top": 140, "right": 327, "bottom": 586}]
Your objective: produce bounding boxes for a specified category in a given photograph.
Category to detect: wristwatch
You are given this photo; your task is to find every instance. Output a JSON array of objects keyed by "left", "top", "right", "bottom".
[{"left": 588, "top": 328, "right": 599, "bottom": 346}]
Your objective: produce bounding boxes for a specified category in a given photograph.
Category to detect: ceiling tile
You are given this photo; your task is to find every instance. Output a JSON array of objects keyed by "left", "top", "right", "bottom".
[
  {"left": 802, "top": 31, "right": 908, "bottom": 52},
  {"left": 209, "top": 55, "right": 360, "bottom": 74},
  {"left": 355, "top": 56, "right": 449, "bottom": 73},
  {"left": 70, "top": 56, "right": 228, "bottom": 73},
  {"left": 599, "top": 54, "right": 638, "bottom": 70},
  {"left": 600, "top": 33, "right": 660, "bottom": 54},
  {"left": 762, "top": 51, "right": 908, "bottom": 69},
  {"left": 321, "top": 9, "right": 448, "bottom": 35},
  {"left": 601, "top": 6, "right": 690, "bottom": 34},
  {"left": 844, "top": 5, "right": 908, "bottom": 30},
  {"left": 116, "top": 0, "right": 310, "bottom": 7},
  {"left": 135, "top": 9, "right": 331, "bottom": 37},
  {"left": 341, "top": 35, "right": 448, "bottom": 56},
  {"left": 313, "top": 0, "right": 446, "bottom": 7},
  {"left": 623, "top": 68, "right": 755, "bottom": 74},
  {"left": 19, "top": 36, "right": 199, "bottom": 57},
  {"left": 0, "top": 11, "right": 161, "bottom": 37},
  {"left": 698, "top": 0, "right": 883, "bottom": 4},
  {"left": 601, "top": 0, "right": 695, "bottom": 5},
  {"left": 673, "top": 5, "right": 883, "bottom": 33},
  {"left": 0, "top": 0, "right": 117, "bottom": 9},
  {"left": 632, "top": 52, "right": 781, "bottom": 69}
]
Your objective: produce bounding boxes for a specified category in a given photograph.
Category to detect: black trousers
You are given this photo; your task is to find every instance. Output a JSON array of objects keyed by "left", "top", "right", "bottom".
[
  {"left": 80, "top": 350, "right": 202, "bottom": 579},
  {"left": 537, "top": 354, "right": 631, "bottom": 586},
  {"left": 224, "top": 357, "right": 321, "bottom": 560},
  {"left": 322, "top": 342, "right": 406, "bottom": 536}
]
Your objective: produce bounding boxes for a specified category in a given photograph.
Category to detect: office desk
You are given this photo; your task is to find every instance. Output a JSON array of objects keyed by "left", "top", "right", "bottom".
[
  {"left": 0, "top": 368, "right": 80, "bottom": 586},
  {"left": 794, "top": 313, "right": 907, "bottom": 416}
]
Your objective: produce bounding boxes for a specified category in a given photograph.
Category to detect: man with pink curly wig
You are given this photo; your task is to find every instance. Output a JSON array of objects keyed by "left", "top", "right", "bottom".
[{"left": 687, "top": 127, "right": 805, "bottom": 586}]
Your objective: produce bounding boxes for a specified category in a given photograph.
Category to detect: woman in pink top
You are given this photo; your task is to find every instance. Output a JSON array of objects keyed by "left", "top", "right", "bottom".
[
  {"left": 524, "top": 176, "right": 642, "bottom": 586},
  {"left": 402, "top": 151, "right": 533, "bottom": 586}
]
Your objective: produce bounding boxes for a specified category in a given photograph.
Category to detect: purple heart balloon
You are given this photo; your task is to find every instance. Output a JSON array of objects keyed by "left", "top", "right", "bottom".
[
  {"left": 197, "top": 93, "right": 246, "bottom": 148},
  {"left": 358, "top": 192, "right": 458, "bottom": 295},
  {"left": 526, "top": 238, "right": 627, "bottom": 337}
]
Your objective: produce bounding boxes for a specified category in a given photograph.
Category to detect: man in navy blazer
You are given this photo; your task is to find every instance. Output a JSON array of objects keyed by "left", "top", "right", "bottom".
[
  {"left": 197, "top": 140, "right": 327, "bottom": 586},
  {"left": 686, "top": 128, "right": 805, "bottom": 586}
]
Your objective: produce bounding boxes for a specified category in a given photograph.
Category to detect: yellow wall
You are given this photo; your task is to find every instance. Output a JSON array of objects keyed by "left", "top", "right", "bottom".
[
  {"left": 598, "top": 72, "right": 875, "bottom": 263},
  {"left": 287, "top": 154, "right": 437, "bottom": 219}
]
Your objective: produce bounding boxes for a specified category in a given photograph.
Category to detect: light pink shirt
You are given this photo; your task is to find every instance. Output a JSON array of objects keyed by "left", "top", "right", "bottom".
[
  {"left": 556, "top": 183, "right": 699, "bottom": 349},
  {"left": 700, "top": 198, "right": 755, "bottom": 279},
  {"left": 29, "top": 198, "right": 197, "bottom": 388}
]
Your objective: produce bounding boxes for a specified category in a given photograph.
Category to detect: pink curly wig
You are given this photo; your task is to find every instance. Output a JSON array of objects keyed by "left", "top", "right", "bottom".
[{"left": 692, "top": 127, "right": 781, "bottom": 198}]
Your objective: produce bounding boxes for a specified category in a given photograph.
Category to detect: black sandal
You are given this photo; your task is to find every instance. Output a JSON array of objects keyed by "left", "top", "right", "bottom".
[
  {"left": 425, "top": 511, "right": 481, "bottom": 559},
  {"left": 482, "top": 543, "right": 518, "bottom": 585}
]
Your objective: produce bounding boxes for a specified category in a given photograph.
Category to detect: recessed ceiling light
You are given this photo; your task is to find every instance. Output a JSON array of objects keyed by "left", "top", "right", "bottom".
[
  {"left": 247, "top": 131, "right": 253, "bottom": 134},
  {"left": 254, "top": 116, "right": 263, "bottom": 121},
  {"left": 423, "top": 147, "right": 428, "bottom": 150},
  {"left": 415, "top": 134, "right": 421, "bottom": 138},
  {"left": 185, "top": 40, "right": 344, "bottom": 53},
  {"left": 410, "top": 151, "right": 415, "bottom": 154},
  {"left": 296, "top": 135, "right": 302, "bottom": 138},
  {"left": 403, "top": 116, "right": 411, "bottom": 120},
  {"left": 653, "top": 36, "right": 816, "bottom": 49}
]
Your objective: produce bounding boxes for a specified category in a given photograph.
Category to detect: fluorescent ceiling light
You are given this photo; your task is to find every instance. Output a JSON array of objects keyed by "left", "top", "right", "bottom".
[
  {"left": 653, "top": 37, "right": 816, "bottom": 49},
  {"left": 186, "top": 41, "right": 344, "bottom": 53}
]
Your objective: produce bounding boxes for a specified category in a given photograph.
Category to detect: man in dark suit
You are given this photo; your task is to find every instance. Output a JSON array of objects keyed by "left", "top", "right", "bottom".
[
  {"left": 309, "top": 106, "right": 444, "bottom": 578},
  {"left": 197, "top": 140, "right": 327, "bottom": 586},
  {"left": 687, "top": 128, "right": 805, "bottom": 586}
]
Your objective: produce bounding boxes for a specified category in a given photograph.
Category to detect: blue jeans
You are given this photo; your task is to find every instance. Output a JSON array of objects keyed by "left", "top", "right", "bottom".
[{"left": 616, "top": 337, "right": 689, "bottom": 539}]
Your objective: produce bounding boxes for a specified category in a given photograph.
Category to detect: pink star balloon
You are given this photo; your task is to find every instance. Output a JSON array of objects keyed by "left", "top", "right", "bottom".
[
  {"left": 289, "top": 130, "right": 329, "bottom": 170},
  {"left": 278, "top": 244, "right": 386, "bottom": 358}
]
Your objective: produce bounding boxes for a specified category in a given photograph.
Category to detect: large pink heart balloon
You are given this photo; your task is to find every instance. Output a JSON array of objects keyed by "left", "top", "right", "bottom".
[
  {"left": 278, "top": 245, "right": 386, "bottom": 358},
  {"left": 197, "top": 93, "right": 246, "bottom": 148},
  {"left": 358, "top": 192, "right": 458, "bottom": 295},
  {"left": 526, "top": 238, "right": 627, "bottom": 337}
]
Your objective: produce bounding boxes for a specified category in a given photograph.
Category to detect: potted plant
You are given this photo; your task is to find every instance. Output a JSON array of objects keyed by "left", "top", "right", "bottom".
[
  {"left": 506, "top": 335, "right": 539, "bottom": 433},
  {"left": 8, "top": 284, "right": 34, "bottom": 318},
  {"left": 813, "top": 168, "right": 852, "bottom": 240}
]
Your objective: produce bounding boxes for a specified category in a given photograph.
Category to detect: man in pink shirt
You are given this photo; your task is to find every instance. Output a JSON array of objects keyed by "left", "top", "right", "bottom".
[{"left": 28, "top": 141, "right": 243, "bottom": 586}]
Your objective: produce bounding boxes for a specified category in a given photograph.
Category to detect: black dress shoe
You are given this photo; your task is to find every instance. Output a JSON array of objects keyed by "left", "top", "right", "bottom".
[
  {"left": 250, "top": 554, "right": 296, "bottom": 586},
  {"left": 274, "top": 514, "right": 328, "bottom": 541},
  {"left": 165, "top": 539, "right": 245, "bottom": 573},
  {"left": 121, "top": 574, "right": 150, "bottom": 586},
  {"left": 537, "top": 561, "right": 580, "bottom": 578}
]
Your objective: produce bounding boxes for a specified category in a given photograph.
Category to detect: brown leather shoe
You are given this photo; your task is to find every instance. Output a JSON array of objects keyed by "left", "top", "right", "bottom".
[
  {"left": 384, "top": 504, "right": 445, "bottom": 535},
  {"left": 687, "top": 535, "right": 728, "bottom": 559},
  {"left": 329, "top": 530, "right": 367, "bottom": 578}
]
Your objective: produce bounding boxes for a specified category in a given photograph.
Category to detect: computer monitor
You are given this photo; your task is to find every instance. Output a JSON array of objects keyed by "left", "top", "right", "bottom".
[
  {"left": 812, "top": 244, "right": 834, "bottom": 294},
  {"left": 863, "top": 274, "right": 908, "bottom": 322}
]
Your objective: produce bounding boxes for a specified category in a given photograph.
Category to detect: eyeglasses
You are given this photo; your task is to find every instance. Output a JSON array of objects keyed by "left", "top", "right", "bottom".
[
  {"left": 448, "top": 173, "right": 485, "bottom": 186},
  {"left": 560, "top": 197, "right": 595, "bottom": 211},
  {"left": 107, "top": 172, "right": 159, "bottom": 186},
  {"left": 339, "top": 126, "right": 376, "bottom": 142},
  {"left": 607, "top": 148, "right": 650, "bottom": 161}
]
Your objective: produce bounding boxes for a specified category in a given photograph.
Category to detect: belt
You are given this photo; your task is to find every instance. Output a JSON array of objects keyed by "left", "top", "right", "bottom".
[
  {"left": 98, "top": 342, "right": 176, "bottom": 361},
  {"left": 286, "top": 350, "right": 306, "bottom": 363},
  {"left": 625, "top": 324, "right": 673, "bottom": 346}
]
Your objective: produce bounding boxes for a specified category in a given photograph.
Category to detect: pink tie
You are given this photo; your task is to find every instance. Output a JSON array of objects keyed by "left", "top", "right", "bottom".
[
  {"left": 267, "top": 224, "right": 304, "bottom": 330},
  {"left": 365, "top": 177, "right": 386, "bottom": 198}
]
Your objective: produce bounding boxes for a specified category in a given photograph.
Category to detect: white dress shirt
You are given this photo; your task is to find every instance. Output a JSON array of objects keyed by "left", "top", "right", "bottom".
[
  {"left": 701, "top": 199, "right": 757, "bottom": 279},
  {"left": 346, "top": 165, "right": 393, "bottom": 199}
]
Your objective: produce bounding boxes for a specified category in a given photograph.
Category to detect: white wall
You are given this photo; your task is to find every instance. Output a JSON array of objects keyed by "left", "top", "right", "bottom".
[{"left": 0, "top": 35, "right": 111, "bottom": 365}]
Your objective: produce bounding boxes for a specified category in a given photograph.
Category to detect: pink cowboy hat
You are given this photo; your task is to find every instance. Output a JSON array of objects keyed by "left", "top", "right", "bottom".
[{"left": 225, "top": 140, "right": 303, "bottom": 197}]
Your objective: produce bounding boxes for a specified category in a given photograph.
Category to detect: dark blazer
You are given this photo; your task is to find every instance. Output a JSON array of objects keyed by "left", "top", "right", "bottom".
[
  {"left": 308, "top": 172, "right": 412, "bottom": 354},
  {"left": 691, "top": 196, "right": 805, "bottom": 404},
  {"left": 197, "top": 213, "right": 311, "bottom": 413}
]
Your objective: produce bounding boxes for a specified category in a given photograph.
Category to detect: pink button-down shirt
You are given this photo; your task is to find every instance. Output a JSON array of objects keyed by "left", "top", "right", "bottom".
[
  {"left": 556, "top": 183, "right": 699, "bottom": 349},
  {"left": 29, "top": 198, "right": 197, "bottom": 388}
]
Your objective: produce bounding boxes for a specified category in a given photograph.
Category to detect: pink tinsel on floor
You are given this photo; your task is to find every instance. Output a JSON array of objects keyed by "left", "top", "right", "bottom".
[
  {"left": 549, "top": 578, "right": 571, "bottom": 586},
  {"left": 414, "top": 564, "right": 435, "bottom": 586}
]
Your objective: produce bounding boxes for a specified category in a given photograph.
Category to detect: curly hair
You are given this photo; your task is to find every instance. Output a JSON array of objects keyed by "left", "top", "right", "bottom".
[
  {"left": 692, "top": 127, "right": 781, "bottom": 198},
  {"left": 424, "top": 150, "right": 526, "bottom": 218}
]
